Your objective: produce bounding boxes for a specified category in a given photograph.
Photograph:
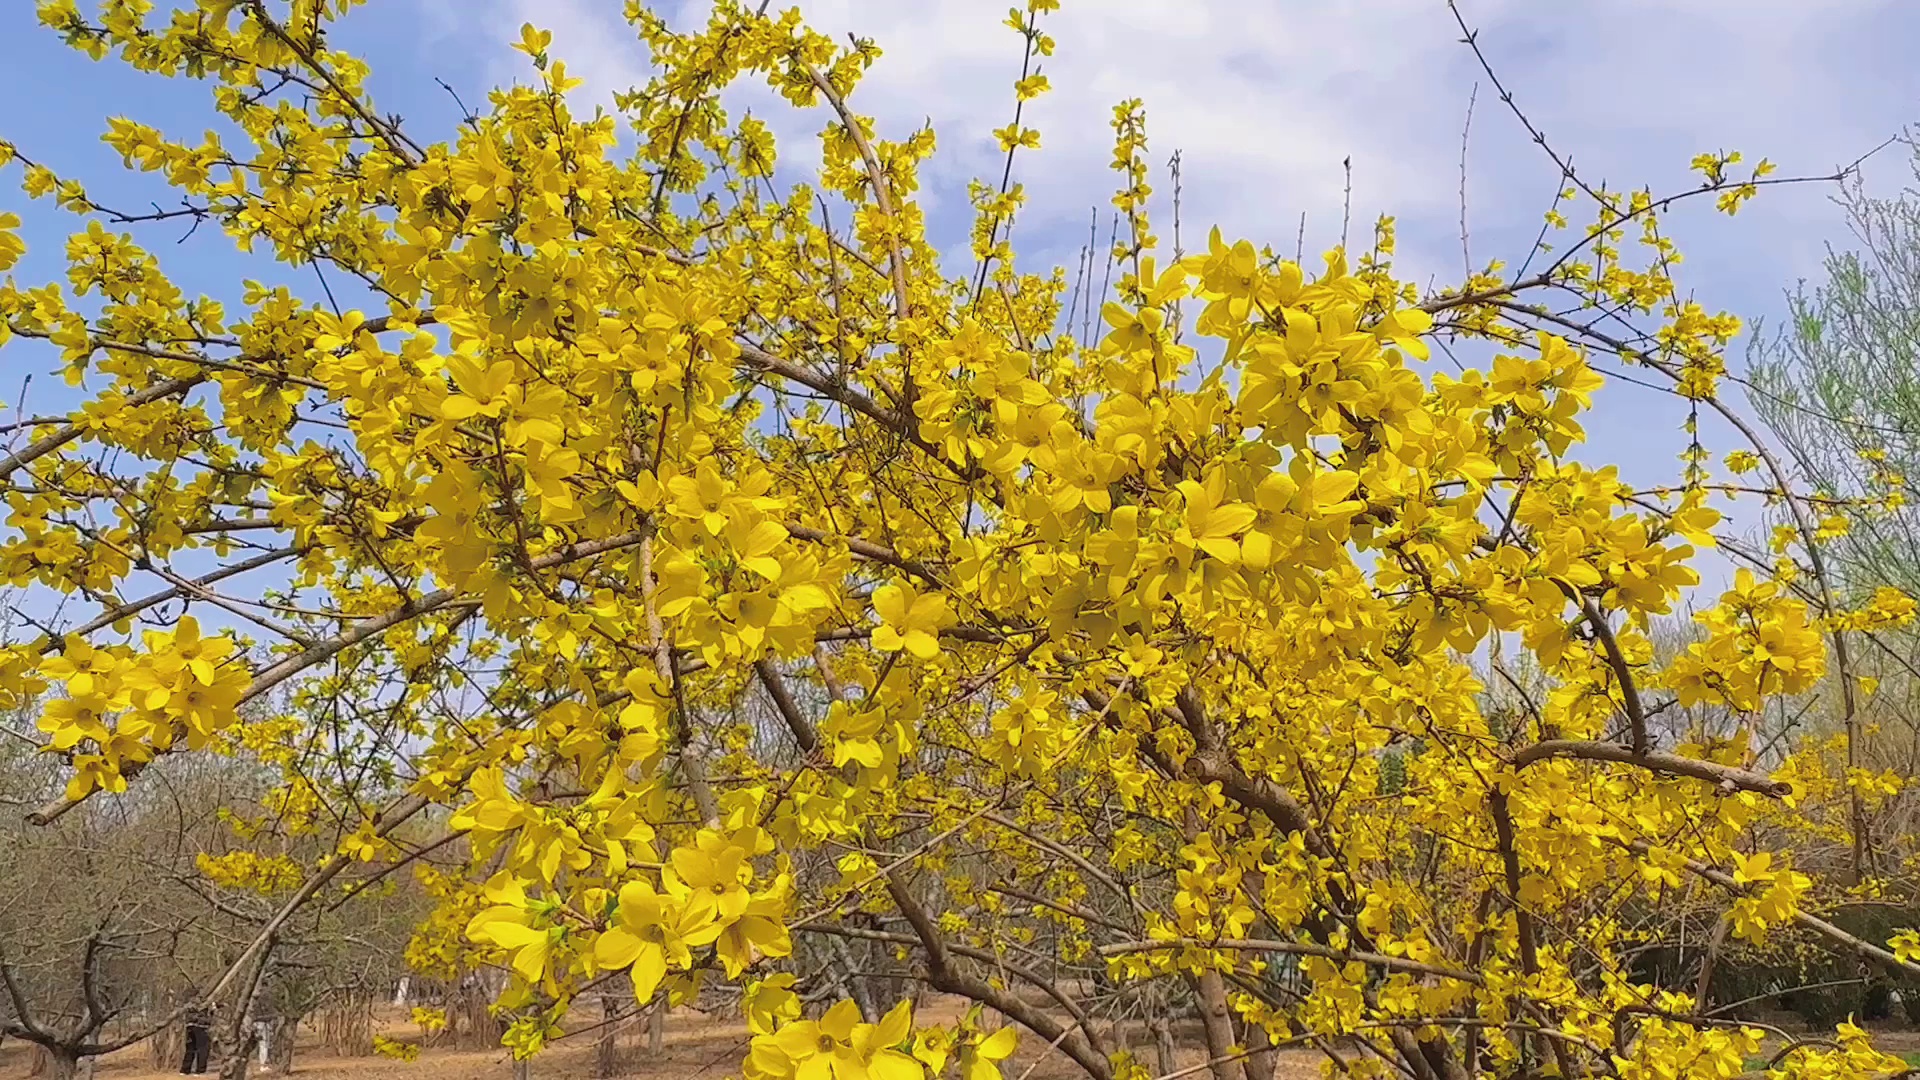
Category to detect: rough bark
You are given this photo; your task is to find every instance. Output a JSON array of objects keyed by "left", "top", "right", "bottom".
[
  {"left": 1243, "top": 1019, "right": 1279, "bottom": 1080},
  {"left": 269, "top": 1016, "right": 299, "bottom": 1072},
  {"left": 594, "top": 989, "right": 621, "bottom": 1078},
  {"left": 1189, "top": 971, "right": 1239, "bottom": 1080},
  {"left": 1151, "top": 1016, "right": 1178, "bottom": 1078},
  {"left": 41, "top": 1048, "right": 76, "bottom": 1080}
]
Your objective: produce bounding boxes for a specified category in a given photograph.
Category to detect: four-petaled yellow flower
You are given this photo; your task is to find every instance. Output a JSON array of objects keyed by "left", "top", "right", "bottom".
[
  {"left": 871, "top": 581, "right": 952, "bottom": 660},
  {"left": 593, "top": 880, "right": 702, "bottom": 1005},
  {"left": 750, "top": 1000, "right": 921, "bottom": 1080}
]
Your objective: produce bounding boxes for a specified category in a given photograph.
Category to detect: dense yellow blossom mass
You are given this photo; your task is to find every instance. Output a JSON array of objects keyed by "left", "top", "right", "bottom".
[{"left": 3, "top": 2, "right": 1917, "bottom": 1079}]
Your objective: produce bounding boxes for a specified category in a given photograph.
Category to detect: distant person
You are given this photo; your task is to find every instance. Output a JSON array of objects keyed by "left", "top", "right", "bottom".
[{"left": 181, "top": 1001, "right": 213, "bottom": 1075}]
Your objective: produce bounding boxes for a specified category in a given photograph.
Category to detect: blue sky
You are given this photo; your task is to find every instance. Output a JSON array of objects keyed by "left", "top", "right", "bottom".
[{"left": 2, "top": 0, "right": 1917, "bottom": 601}]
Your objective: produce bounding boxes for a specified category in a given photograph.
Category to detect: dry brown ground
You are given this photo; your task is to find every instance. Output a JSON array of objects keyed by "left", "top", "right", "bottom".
[
  {"left": 23, "top": 1004, "right": 1918, "bottom": 1080},
  {"left": 0, "top": 1000, "right": 1330, "bottom": 1080}
]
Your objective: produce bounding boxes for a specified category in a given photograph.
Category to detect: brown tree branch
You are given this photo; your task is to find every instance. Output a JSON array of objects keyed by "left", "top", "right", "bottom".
[
  {"left": 800, "top": 64, "right": 911, "bottom": 325},
  {"left": 885, "top": 873, "right": 1113, "bottom": 1079},
  {"left": 1098, "top": 939, "right": 1480, "bottom": 985},
  {"left": 1507, "top": 740, "right": 1790, "bottom": 798},
  {"left": 1619, "top": 838, "right": 1920, "bottom": 979}
]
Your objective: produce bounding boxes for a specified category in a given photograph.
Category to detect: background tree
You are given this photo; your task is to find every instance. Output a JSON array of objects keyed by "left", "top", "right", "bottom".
[
  {"left": 0, "top": 695, "right": 438, "bottom": 1080},
  {"left": 1748, "top": 137, "right": 1920, "bottom": 798},
  {"left": 1751, "top": 139, "right": 1920, "bottom": 605}
]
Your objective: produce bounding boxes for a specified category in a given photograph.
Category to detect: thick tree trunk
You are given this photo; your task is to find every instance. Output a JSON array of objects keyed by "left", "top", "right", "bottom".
[
  {"left": 41, "top": 1047, "right": 78, "bottom": 1080},
  {"left": 1190, "top": 971, "right": 1239, "bottom": 1080},
  {"left": 1151, "top": 1016, "right": 1178, "bottom": 1078},
  {"left": 219, "top": 1032, "right": 257, "bottom": 1080},
  {"left": 220, "top": 931, "right": 278, "bottom": 1080},
  {"left": 270, "top": 1015, "right": 299, "bottom": 1072},
  {"left": 647, "top": 994, "right": 664, "bottom": 1054},
  {"left": 830, "top": 936, "right": 878, "bottom": 1021},
  {"left": 1242, "top": 1019, "right": 1278, "bottom": 1080},
  {"left": 594, "top": 989, "right": 621, "bottom": 1077}
]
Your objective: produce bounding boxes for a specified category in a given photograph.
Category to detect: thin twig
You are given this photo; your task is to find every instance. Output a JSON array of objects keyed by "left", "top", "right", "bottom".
[{"left": 1459, "top": 81, "right": 1478, "bottom": 275}]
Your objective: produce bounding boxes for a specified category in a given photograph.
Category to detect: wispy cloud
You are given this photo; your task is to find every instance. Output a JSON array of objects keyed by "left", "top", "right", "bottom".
[{"left": 411, "top": 1, "right": 1913, "bottom": 279}]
